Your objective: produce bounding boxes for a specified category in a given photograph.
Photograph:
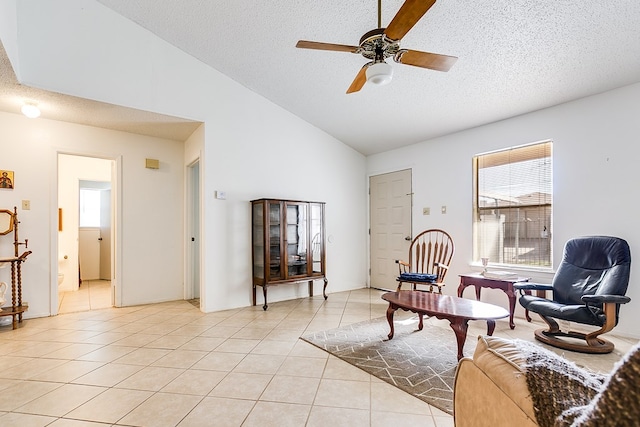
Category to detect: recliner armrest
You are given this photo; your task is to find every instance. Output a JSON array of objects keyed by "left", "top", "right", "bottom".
[
  {"left": 513, "top": 283, "right": 552, "bottom": 292},
  {"left": 582, "top": 294, "right": 631, "bottom": 304}
]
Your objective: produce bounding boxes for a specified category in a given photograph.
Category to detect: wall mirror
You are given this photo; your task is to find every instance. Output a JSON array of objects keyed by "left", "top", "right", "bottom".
[{"left": 0, "top": 210, "right": 14, "bottom": 235}]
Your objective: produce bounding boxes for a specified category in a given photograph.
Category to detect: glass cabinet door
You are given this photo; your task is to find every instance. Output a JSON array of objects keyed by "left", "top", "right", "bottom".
[
  {"left": 252, "top": 202, "right": 265, "bottom": 279},
  {"left": 285, "top": 202, "right": 308, "bottom": 277},
  {"left": 268, "top": 201, "right": 282, "bottom": 280},
  {"left": 310, "top": 203, "right": 324, "bottom": 274}
]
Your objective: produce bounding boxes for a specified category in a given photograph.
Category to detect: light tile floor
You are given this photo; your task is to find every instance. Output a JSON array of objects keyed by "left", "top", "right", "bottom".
[
  {"left": 0, "top": 288, "right": 637, "bottom": 426},
  {"left": 58, "top": 280, "right": 112, "bottom": 314}
]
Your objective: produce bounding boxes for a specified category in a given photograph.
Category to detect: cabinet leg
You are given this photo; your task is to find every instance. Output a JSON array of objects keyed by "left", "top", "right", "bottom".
[
  {"left": 323, "top": 278, "right": 328, "bottom": 300},
  {"left": 308, "top": 280, "right": 313, "bottom": 297},
  {"left": 253, "top": 285, "right": 257, "bottom": 306},
  {"left": 262, "top": 285, "right": 268, "bottom": 311}
]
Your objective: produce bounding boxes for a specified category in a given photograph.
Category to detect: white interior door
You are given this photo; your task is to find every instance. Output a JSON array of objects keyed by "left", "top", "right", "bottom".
[
  {"left": 79, "top": 228, "right": 101, "bottom": 280},
  {"left": 187, "top": 160, "right": 201, "bottom": 300},
  {"left": 369, "top": 169, "right": 412, "bottom": 289},
  {"left": 99, "top": 189, "right": 111, "bottom": 280}
]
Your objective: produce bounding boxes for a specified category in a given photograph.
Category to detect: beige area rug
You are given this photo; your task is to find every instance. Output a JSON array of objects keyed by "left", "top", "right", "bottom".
[{"left": 301, "top": 316, "right": 478, "bottom": 415}]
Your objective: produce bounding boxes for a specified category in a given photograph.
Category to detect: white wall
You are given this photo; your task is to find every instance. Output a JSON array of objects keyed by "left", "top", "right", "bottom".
[
  {"left": 58, "top": 154, "right": 111, "bottom": 292},
  {"left": 0, "top": 111, "right": 186, "bottom": 317},
  {"left": 367, "top": 83, "right": 640, "bottom": 338},
  {"left": 1, "top": 0, "right": 368, "bottom": 315}
]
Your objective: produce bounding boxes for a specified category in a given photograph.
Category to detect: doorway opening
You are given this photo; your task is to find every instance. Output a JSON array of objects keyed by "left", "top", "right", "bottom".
[
  {"left": 57, "top": 154, "right": 116, "bottom": 314},
  {"left": 186, "top": 159, "right": 201, "bottom": 308}
]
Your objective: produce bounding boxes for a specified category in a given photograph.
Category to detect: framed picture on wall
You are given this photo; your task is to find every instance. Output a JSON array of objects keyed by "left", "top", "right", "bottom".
[{"left": 0, "top": 170, "right": 14, "bottom": 189}]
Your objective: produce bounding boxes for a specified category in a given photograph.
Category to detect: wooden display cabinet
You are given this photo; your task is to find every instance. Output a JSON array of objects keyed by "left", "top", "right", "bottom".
[{"left": 251, "top": 198, "right": 327, "bottom": 310}]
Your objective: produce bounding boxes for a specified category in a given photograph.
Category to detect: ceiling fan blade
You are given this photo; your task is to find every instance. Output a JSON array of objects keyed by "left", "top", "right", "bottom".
[
  {"left": 396, "top": 49, "right": 457, "bottom": 72},
  {"left": 384, "top": 0, "right": 437, "bottom": 41},
  {"left": 296, "top": 40, "right": 360, "bottom": 53},
  {"left": 346, "top": 65, "right": 368, "bottom": 94}
]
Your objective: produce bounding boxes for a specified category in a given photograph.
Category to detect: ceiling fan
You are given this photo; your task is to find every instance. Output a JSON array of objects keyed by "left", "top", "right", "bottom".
[{"left": 296, "top": 0, "right": 457, "bottom": 94}]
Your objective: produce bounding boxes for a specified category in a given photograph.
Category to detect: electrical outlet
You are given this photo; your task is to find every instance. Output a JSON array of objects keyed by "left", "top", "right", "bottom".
[
  {"left": 422, "top": 207, "right": 430, "bottom": 215},
  {"left": 22, "top": 200, "right": 31, "bottom": 210},
  {"left": 441, "top": 205, "right": 447, "bottom": 214}
]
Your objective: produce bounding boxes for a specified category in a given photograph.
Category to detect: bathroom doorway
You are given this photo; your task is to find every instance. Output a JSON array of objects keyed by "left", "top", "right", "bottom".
[{"left": 57, "top": 154, "right": 116, "bottom": 314}]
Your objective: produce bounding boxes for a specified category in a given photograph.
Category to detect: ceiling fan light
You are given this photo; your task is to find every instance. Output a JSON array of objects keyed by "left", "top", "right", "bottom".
[
  {"left": 21, "top": 102, "right": 41, "bottom": 118},
  {"left": 366, "top": 62, "right": 393, "bottom": 85}
]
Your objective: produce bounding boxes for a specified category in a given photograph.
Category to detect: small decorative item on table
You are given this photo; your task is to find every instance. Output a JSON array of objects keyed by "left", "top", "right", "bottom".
[{"left": 480, "top": 257, "right": 489, "bottom": 275}]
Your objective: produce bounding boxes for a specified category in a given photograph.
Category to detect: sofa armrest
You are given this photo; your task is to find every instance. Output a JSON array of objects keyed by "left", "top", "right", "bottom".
[{"left": 454, "top": 336, "right": 539, "bottom": 427}]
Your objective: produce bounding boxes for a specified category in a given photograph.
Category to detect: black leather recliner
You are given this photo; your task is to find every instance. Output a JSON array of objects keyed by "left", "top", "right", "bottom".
[{"left": 514, "top": 236, "right": 631, "bottom": 354}]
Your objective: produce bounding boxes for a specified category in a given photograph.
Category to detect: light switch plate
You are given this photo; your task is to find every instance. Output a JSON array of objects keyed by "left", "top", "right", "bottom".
[
  {"left": 215, "top": 191, "right": 227, "bottom": 200},
  {"left": 441, "top": 205, "right": 447, "bottom": 214},
  {"left": 423, "top": 207, "right": 430, "bottom": 215},
  {"left": 22, "top": 200, "right": 30, "bottom": 210}
]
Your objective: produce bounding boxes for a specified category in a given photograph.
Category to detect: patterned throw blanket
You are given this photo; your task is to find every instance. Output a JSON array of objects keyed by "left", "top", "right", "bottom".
[{"left": 514, "top": 339, "right": 640, "bottom": 427}]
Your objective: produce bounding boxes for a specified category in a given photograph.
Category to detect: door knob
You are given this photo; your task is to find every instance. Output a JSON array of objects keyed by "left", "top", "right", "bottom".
[
  {"left": 405, "top": 236, "right": 411, "bottom": 241},
  {"left": 98, "top": 237, "right": 103, "bottom": 241}
]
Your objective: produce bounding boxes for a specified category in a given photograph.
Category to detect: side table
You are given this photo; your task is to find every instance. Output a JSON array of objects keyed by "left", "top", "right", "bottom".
[{"left": 457, "top": 273, "right": 530, "bottom": 329}]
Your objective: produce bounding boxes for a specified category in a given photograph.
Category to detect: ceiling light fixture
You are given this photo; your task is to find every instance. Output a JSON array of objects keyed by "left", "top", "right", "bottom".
[
  {"left": 21, "top": 102, "right": 41, "bottom": 119},
  {"left": 366, "top": 61, "right": 393, "bottom": 85}
]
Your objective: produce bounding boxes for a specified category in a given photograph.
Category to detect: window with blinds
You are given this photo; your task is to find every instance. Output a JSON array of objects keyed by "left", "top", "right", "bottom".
[{"left": 473, "top": 141, "right": 552, "bottom": 267}]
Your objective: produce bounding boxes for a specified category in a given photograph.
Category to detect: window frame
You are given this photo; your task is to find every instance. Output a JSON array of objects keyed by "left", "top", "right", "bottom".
[{"left": 472, "top": 140, "right": 553, "bottom": 269}]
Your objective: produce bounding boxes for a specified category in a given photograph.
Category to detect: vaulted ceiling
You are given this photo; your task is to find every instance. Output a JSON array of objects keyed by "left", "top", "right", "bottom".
[
  {"left": 95, "top": 0, "right": 640, "bottom": 154},
  {"left": 2, "top": 1, "right": 640, "bottom": 154}
]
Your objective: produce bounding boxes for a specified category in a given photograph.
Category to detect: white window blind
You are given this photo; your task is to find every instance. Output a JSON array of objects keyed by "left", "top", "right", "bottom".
[{"left": 473, "top": 141, "right": 552, "bottom": 267}]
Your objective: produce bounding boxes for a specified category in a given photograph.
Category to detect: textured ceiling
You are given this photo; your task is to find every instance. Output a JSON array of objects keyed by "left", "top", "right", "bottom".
[
  {"left": 95, "top": 0, "right": 640, "bottom": 155},
  {"left": 0, "top": 43, "right": 200, "bottom": 142},
  {"left": 2, "top": 1, "right": 640, "bottom": 154}
]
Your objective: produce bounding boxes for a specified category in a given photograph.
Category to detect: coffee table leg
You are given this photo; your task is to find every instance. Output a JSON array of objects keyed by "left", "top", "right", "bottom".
[
  {"left": 449, "top": 319, "right": 469, "bottom": 361},
  {"left": 418, "top": 313, "right": 424, "bottom": 331},
  {"left": 487, "top": 319, "right": 496, "bottom": 336},
  {"left": 386, "top": 303, "right": 397, "bottom": 339}
]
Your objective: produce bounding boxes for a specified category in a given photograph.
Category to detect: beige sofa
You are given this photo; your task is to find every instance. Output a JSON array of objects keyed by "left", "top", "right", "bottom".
[{"left": 453, "top": 335, "right": 640, "bottom": 427}]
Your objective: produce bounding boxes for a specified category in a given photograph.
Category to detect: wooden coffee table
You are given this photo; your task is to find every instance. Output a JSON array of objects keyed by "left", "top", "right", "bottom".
[{"left": 382, "top": 291, "right": 509, "bottom": 360}]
